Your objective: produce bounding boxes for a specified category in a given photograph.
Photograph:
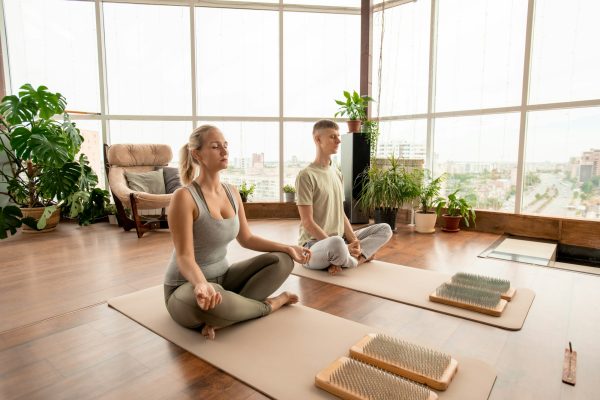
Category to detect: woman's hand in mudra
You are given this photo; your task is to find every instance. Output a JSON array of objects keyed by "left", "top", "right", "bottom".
[
  {"left": 194, "top": 282, "right": 222, "bottom": 310},
  {"left": 287, "top": 245, "right": 311, "bottom": 264}
]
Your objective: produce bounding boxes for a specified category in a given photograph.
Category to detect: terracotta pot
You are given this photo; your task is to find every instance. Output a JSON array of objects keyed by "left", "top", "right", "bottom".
[
  {"left": 415, "top": 211, "right": 437, "bottom": 233},
  {"left": 346, "top": 120, "right": 362, "bottom": 133},
  {"left": 442, "top": 214, "right": 462, "bottom": 232},
  {"left": 20, "top": 206, "right": 61, "bottom": 233}
]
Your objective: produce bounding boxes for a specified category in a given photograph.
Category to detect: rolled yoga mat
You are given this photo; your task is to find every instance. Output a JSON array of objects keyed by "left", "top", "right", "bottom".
[
  {"left": 108, "top": 286, "right": 496, "bottom": 400},
  {"left": 292, "top": 260, "right": 535, "bottom": 331}
]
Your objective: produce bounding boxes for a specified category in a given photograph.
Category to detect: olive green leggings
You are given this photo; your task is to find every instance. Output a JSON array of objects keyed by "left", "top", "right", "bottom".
[{"left": 164, "top": 252, "right": 293, "bottom": 329}]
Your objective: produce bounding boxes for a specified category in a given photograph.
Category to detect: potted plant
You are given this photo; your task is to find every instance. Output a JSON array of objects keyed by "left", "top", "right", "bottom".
[
  {"left": 67, "top": 187, "right": 111, "bottom": 226},
  {"left": 334, "top": 90, "right": 374, "bottom": 133},
  {"left": 357, "top": 155, "right": 420, "bottom": 231},
  {"left": 361, "top": 120, "right": 380, "bottom": 160},
  {"left": 435, "top": 190, "right": 476, "bottom": 232},
  {"left": 414, "top": 170, "right": 446, "bottom": 233},
  {"left": 0, "top": 84, "right": 101, "bottom": 233},
  {"left": 283, "top": 184, "right": 296, "bottom": 203},
  {"left": 239, "top": 181, "right": 255, "bottom": 203},
  {"left": 104, "top": 203, "right": 118, "bottom": 225}
]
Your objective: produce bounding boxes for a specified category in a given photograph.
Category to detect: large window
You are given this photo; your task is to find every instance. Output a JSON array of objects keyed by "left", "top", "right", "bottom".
[
  {"left": 372, "top": 0, "right": 430, "bottom": 117},
  {"left": 433, "top": 114, "right": 520, "bottom": 212},
  {"left": 376, "top": 120, "right": 427, "bottom": 161},
  {"left": 103, "top": 3, "right": 192, "bottom": 115},
  {"left": 218, "top": 122, "right": 279, "bottom": 201},
  {"left": 529, "top": 0, "right": 600, "bottom": 104},
  {"left": 284, "top": 12, "right": 359, "bottom": 118},
  {"left": 196, "top": 8, "right": 278, "bottom": 117},
  {"left": 435, "top": 0, "right": 527, "bottom": 111},
  {"left": 524, "top": 108, "right": 600, "bottom": 218},
  {"left": 109, "top": 121, "right": 193, "bottom": 163},
  {"left": 4, "top": 0, "right": 99, "bottom": 112}
]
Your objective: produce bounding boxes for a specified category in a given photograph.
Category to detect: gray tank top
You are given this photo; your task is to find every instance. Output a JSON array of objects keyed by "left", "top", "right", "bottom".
[{"left": 164, "top": 182, "right": 240, "bottom": 287}]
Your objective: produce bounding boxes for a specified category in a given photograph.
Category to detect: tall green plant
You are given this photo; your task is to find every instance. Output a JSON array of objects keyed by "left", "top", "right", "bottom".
[
  {"left": 415, "top": 170, "right": 446, "bottom": 213},
  {"left": 357, "top": 155, "right": 420, "bottom": 211},
  {"left": 0, "top": 84, "right": 102, "bottom": 230},
  {"left": 334, "top": 90, "right": 374, "bottom": 121}
]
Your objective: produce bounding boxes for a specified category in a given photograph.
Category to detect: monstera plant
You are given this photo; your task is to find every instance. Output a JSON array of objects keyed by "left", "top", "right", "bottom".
[{"left": 0, "top": 84, "right": 105, "bottom": 236}]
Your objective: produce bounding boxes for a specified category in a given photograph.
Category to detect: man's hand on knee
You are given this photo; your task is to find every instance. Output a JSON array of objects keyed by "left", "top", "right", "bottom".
[{"left": 347, "top": 240, "right": 362, "bottom": 258}]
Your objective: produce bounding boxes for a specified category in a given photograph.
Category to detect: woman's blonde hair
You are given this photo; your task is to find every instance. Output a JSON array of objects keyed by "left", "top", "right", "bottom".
[{"left": 179, "top": 125, "right": 217, "bottom": 186}]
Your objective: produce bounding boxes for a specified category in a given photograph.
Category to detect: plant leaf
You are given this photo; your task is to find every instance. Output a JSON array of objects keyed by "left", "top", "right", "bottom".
[
  {"left": 19, "top": 84, "right": 66, "bottom": 119},
  {"left": 36, "top": 205, "right": 58, "bottom": 230},
  {"left": 0, "top": 205, "right": 23, "bottom": 239},
  {"left": 38, "top": 162, "right": 80, "bottom": 201},
  {"left": 0, "top": 95, "right": 34, "bottom": 125}
]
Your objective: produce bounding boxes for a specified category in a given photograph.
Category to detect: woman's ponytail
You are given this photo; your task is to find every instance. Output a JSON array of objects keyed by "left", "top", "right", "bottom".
[{"left": 179, "top": 125, "right": 218, "bottom": 186}]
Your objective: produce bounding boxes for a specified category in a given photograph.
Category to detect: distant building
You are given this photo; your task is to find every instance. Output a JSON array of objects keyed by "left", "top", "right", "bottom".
[
  {"left": 377, "top": 141, "right": 425, "bottom": 160},
  {"left": 252, "top": 153, "right": 265, "bottom": 169},
  {"left": 581, "top": 149, "right": 600, "bottom": 178},
  {"left": 580, "top": 164, "right": 593, "bottom": 182}
]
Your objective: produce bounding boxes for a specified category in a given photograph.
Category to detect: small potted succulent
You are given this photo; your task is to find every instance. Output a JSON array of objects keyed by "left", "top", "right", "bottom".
[
  {"left": 239, "top": 181, "right": 256, "bottom": 203},
  {"left": 283, "top": 184, "right": 296, "bottom": 203},
  {"left": 436, "top": 190, "right": 476, "bottom": 232}
]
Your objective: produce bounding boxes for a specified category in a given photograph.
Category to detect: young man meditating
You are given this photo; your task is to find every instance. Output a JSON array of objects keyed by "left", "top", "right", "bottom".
[{"left": 295, "top": 120, "right": 392, "bottom": 275}]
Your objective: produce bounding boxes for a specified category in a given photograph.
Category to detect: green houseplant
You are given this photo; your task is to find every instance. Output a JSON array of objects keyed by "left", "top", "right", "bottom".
[
  {"left": 334, "top": 90, "right": 374, "bottom": 133},
  {"left": 357, "top": 155, "right": 420, "bottom": 230},
  {"left": 239, "top": 181, "right": 256, "bottom": 203},
  {"left": 0, "top": 205, "right": 36, "bottom": 239},
  {"left": 283, "top": 184, "right": 296, "bottom": 203},
  {"left": 0, "top": 84, "right": 103, "bottom": 234},
  {"left": 361, "top": 119, "right": 380, "bottom": 160},
  {"left": 414, "top": 170, "right": 446, "bottom": 233},
  {"left": 435, "top": 190, "right": 476, "bottom": 232}
]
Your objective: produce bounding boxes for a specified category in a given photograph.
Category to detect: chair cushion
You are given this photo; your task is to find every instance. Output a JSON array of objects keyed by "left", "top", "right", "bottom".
[
  {"left": 108, "top": 144, "right": 172, "bottom": 167},
  {"left": 125, "top": 169, "right": 166, "bottom": 194},
  {"left": 163, "top": 167, "right": 182, "bottom": 194}
]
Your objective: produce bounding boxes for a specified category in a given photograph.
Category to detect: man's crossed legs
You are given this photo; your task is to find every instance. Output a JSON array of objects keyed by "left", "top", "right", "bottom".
[{"left": 302, "top": 223, "right": 393, "bottom": 275}]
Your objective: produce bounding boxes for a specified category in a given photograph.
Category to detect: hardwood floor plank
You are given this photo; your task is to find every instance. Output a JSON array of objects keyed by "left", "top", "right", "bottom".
[
  {"left": 23, "top": 353, "right": 149, "bottom": 400},
  {"left": 0, "top": 360, "right": 62, "bottom": 400}
]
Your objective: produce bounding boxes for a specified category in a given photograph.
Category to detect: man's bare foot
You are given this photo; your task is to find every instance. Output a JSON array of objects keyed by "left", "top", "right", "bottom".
[
  {"left": 265, "top": 291, "right": 299, "bottom": 313},
  {"left": 357, "top": 254, "right": 375, "bottom": 266},
  {"left": 201, "top": 324, "right": 217, "bottom": 340},
  {"left": 327, "top": 265, "right": 343, "bottom": 275}
]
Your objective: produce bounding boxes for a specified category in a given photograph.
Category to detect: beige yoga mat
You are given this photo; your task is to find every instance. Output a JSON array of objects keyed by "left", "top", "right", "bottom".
[
  {"left": 109, "top": 286, "right": 496, "bottom": 400},
  {"left": 292, "top": 261, "right": 535, "bottom": 331}
]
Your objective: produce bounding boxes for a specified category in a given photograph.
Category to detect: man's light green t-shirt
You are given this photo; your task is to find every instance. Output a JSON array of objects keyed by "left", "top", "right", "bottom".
[{"left": 295, "top": 163, "right": 345, "bottom": 246}]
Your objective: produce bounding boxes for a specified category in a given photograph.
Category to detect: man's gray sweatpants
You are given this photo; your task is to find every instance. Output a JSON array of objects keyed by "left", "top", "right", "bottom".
[{"left": 302, "top": 223, "right": 393, "bottom": 270}]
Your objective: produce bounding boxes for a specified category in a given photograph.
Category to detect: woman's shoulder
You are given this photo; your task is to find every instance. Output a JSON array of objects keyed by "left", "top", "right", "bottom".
[{"left": 171, "top": 186, "right": 197, "bottom": 208}]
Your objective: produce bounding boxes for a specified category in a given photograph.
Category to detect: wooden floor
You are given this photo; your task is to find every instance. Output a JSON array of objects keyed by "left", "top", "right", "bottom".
[{"left": 1, "top": 220, "right": 598, "bottom": 399}]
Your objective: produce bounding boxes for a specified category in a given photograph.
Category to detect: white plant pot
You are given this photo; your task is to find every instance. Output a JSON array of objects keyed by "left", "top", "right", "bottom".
[
  {"left": 284, "top": 193, "right": 296, "bottom": 203},
  {"left": 415, "top": 212, "right": 437, "bottom": 233},
  {"left": 108, "top": 214, "right": 118, "bottom": 225}
]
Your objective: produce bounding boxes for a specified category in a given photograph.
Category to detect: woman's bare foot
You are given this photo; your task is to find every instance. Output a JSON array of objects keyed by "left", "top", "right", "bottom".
[
  {"left": 201, "top": 324, "right": 217, "bottom": 340},
  {"left": 265, "top": 291, "right": 299, "bottom": 313},
  {"left": 327, "top": 265, "right": 343, "bottom": 275}
]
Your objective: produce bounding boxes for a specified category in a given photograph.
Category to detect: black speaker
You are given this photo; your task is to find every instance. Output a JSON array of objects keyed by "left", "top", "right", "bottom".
[{"left": 341, "top": 132, "right": 370, "bottom": 223}]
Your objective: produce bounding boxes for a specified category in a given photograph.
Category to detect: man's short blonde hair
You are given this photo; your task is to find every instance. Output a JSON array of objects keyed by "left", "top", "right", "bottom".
[{"left": 312, "top": 120, "right": 339, "bottom": 135}]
